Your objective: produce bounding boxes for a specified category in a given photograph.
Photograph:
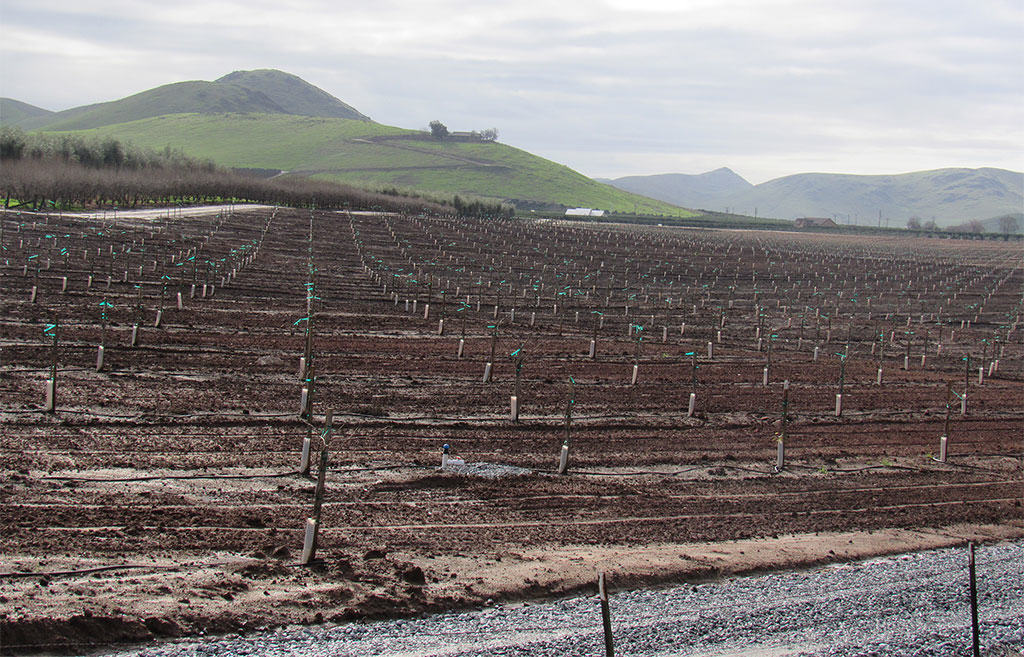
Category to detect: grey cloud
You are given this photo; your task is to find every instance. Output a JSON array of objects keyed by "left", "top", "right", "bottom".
[{"left": 1, "top": 0, "right": 1020, "bottom": 181}]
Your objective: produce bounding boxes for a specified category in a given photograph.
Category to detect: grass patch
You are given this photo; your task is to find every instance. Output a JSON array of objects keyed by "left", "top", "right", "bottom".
[{"left": 45, "top": 114, "right": 693, "bottom": 214}]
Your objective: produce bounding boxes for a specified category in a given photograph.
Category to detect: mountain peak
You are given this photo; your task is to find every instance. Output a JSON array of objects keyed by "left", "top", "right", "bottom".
[
  {"left": 700, "top": 167, "right": 751, "bottom": 185},
  {"left": 4, "top": 69, "right": 370, "bottom": 131},
  {"left": 607, "top": 166, "right": 1023, "bottom": 225},
  {"left": 215, "top": 69, "right": 369, "bottom": 121},
  {"left": 607, "top": 168, "right": 752, "bottom": 208}
]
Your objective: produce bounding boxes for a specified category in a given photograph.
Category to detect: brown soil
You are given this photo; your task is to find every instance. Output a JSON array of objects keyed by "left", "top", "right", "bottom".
[{"left": 2, "top": 208, "right": 1022, "bottom": 655}]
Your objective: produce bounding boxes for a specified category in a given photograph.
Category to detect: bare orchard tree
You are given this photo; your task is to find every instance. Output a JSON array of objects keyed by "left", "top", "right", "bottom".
[
  {"left": 906, "top": 216, "right": 922, "bottom": 230},
  {"left": 998, "top": 214, "right": 1020, "bottom": 235}
]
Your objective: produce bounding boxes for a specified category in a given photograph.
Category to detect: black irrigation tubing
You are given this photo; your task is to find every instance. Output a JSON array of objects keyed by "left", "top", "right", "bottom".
[
  {"left": 39, "top": 470, "right": 302, "bottom": 483},
  {"left": 1, "top": 366, "right": 98, "bottom": 374},
  {"left": 24, "top": 497, "right": 1020, "bottom": 536},
  {"left": 18, "top": 481, "right": 1018, "bottom": 511},
  {"left": 0, "top": 557, "right": 313, "bottom": 583},
  {"left": 783, "top": 463, "right": 940, "bottom": 475},
  {"left": 563, "top": 466, "right": 708, "bottom": 477},
  {"left": 4, "top": 412, "right": 1022, "bottom": 434},
  {"left": 946, "top": 461, "right": 1022, "bottom": 476},
  {"left": 0, "top": 560, "right": 249, "bottom": 580},
  {"left": 326, "top": 464, "right": 436, "bottom": 474},
  {"left": 3, "top": 409, "right": 301, "bottom": 420}
]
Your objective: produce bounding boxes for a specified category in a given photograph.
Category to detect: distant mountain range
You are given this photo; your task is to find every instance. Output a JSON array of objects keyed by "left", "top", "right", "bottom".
[
  {"left": 597, "top": 168, "right": 752, "bottom": 210},
  {"left": 603, "top": 167, "right": 1023, "bottom": 228},
  {"left": 0, "top": 69, "right": 684, "bottom": 214},
  {"left": 5, "top": 70, "right": 1019, "bottom": 224}
]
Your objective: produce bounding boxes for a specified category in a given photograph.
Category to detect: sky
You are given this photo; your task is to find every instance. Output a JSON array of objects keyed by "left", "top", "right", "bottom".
[{"left": 2, "top": 0, "right": 1022, "bottom": 183}]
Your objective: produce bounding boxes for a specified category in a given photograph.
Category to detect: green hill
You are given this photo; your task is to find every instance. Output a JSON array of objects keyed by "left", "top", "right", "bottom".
[
  {"left": 216, "top": 69, "right": 368, "bottom": 121},
  {"left": 56, "top": 112, "right": 683, "bottom": 213},
  {"left": 13, "top": 81, "right": 291, "bottom": 131},
  {"left": 0, "top": 98, "right": 53, "bottom": 125},
  {"left": 10, "top": 70, "right": 370, "bottom": 132},
  {"left": 8, "top": 68, "right": 688, "bottom": 213}
]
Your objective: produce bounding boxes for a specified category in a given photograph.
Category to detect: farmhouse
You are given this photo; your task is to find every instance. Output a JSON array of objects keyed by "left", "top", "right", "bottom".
[
  {"left": 565, "top": 207, "right": 606, "bottom": 217},
  {"left": 794, "top": 217, "right": 838, "bottom": 228}
]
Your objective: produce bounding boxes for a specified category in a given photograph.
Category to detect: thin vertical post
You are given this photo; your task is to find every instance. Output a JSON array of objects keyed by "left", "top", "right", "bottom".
[
  {"left": 777, "top": 380, "right": 789, "bottom": 471},
  {"left": 559, "top": 377, "right": 574, "bottom": 474},
  {"left": 598, "top": 572, "right": 614, "bottom": 657},
  {"left": 46, "top": 319, "right": 59, "bottom": 413},
  {"left": 304, "top": 409, "right": 333, "bottom": 565},
  {"left": 969, "top": 542, "right": 980, "bottom": 657},
  {"left": 963, "top": 355, "right": 971, "bottom": 415}
]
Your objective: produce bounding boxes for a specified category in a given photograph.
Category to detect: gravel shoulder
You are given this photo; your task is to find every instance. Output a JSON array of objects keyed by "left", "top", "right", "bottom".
[
  {"left": 2, "top": 522, "right": 1021, "bottom": 655},
  {"left": 92, "top": 535, "right": 1024, "bottom": 657}
]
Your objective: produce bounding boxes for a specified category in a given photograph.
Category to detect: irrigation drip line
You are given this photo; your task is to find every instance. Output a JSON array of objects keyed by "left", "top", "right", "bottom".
[
  {"left": 553, "top": 466, "right": 707, "bottom": 477},
  {"left": 0, "top": 560, "right": 252, "bottom": 581},
  {"left": 26, "top": 495, "right": 1018, "bottom": 538},
  {"left": 3, "top": 408, "right": 301, "bottom": 421},
  {"left": 40, "top": 470, "right": 300, "bottom": 483},
  {"left": 18, "top": 478, "right": 1018, "bottom": 511},
  {"left": 325, "top": 464, "right": 436, "bottom": 474},
  {"left": 945, "top": 461, "right": 1021, "bottom": 476},
  {"left": 783, "top": 463, "right": 934, "bottom": 475}
]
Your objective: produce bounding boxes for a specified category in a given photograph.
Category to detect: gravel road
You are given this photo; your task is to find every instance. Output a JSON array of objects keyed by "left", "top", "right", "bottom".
[{"left": 105, "top": 540, "right": 1023, "bottom": 657}]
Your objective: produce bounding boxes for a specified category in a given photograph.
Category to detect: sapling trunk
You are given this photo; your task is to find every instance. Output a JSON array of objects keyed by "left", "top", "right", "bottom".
[
  {"left": 46, "top": 318, "right": 59, "bottom": 412},
  {"left": 776, "top": 380, "right": 789, "bottom": 471},
  {"left": 559, "top": 377, "right": 575, "bottom": 474}
]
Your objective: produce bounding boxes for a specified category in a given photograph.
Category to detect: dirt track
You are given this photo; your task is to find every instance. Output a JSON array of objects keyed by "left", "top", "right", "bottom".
[{"left": 1, "top": 207, "right": 1022, "bottom": 654}]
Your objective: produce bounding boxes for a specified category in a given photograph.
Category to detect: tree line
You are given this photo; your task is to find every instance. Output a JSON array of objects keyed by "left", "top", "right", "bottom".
[
  {"left": 907, "top": 214, "right": 1020, "bottom": 235},
  {"left": 0, "top": 127, "right": 513, "bottom": 217}
]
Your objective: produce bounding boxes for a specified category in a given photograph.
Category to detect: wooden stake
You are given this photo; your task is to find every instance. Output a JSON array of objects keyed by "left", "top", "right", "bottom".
[
  {"left": 598, "top": 572, "right": 614, "bottom": 657},
  {"left": 969, "top": 542, "right": 980, "bottom": 657},
  {"left": 303, "top": 410, "right": 333, "bottom": 565},
  {"left": 45, "top": 318, "right": 59, "bottom": 412},
  {"left": 559, "top": 378, "right": 574, "bottom": 474}
]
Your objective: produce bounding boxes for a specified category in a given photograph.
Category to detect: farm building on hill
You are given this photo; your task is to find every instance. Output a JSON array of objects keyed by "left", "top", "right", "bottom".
[
  {"left": 794, "top": 217, "right": 838, "bottom": 228},
  {"left": 565, "top": 208, "right": 606, "bottom": 217}
]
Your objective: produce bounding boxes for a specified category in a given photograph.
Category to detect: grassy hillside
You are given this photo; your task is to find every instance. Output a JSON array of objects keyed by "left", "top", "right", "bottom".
[
  {"left": 216, "top": 70, "right": 368, "bottom": 120},
  {"left": 14, "top": 81, "right": 292, "bottom": 132},
  {"left": 10, "top": 68, "right": 689, "bottom": 213},
  {"left": 55, "top": 113, "right": 690, "bottom": 214},
  {"left": 11, "top": 70, "right": 370, "bottom": 132},
  {"left": 0, "top": 98, "right": 53, "bottom": 125}
]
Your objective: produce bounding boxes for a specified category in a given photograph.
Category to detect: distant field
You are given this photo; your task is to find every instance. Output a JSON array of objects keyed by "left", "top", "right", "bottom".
[{"left": 51, "top": 113, "right": 693, "bottom": 214}]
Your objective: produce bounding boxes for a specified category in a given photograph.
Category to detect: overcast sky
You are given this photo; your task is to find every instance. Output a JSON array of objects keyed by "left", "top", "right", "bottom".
[{"left": 2, "top": 0, "right": 1021, "bottom": 183}]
